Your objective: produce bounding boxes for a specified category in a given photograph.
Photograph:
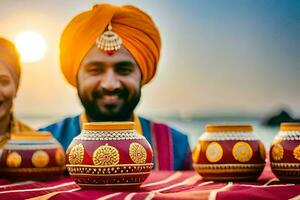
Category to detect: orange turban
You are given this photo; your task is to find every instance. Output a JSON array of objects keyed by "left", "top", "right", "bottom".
[
  {"left": 0, "top": 37, "right": 21, "bottom": 89},
  {"left": 60, "top": 4, "right": 161, "bottom": 87}
]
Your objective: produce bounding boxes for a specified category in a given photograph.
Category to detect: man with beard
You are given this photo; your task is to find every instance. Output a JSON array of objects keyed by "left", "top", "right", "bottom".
[{"left": 39, "top": 3, "right": 192, "bottom": 170}]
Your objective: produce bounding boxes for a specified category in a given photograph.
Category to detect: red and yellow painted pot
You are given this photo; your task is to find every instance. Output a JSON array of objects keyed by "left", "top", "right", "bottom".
[
  {"left": 270, "top": 123, "right": 300, "bottom": 182},
  {"left": 193, "top": 124, "right": 266, "bottom": 181},
  {"left": 0, "top": 132, "right": 65, "bottom": 181},
  {"left": 66, "top": 122, "right": 153, "bottom": 189}
]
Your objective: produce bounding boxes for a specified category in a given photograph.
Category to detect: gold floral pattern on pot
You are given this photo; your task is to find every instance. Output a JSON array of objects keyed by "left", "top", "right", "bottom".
[
  {"left": 129, "top": 143, "right": 147, "bottom": 164},
  {"left": 259, "top": 143, "right": 266, "bottom": 161},
  {"left": 32, "top": 150, "right": 49, "bottom": 168},
  {"left": 6, "top": 151, "right": 22, "bottom": 168},
  {"left": 232, "top": 142, "right": 253, "bottom": 162},
  {"left": 206, "top": 142, "right": 223, "bottom": 163},
  {"left": 93, "top": 144, "right": 119, "bottom": 166},
  {"left": 55, "top": 149, "right": 66, "bottom": 166},
  {"left": 69, "top": 143, "right": 84, "bottom": 165},
  {"left": 293, "top": 144, "right": 300, "bottom": 161},
  {"left": 192, "top": 143, "right": 201, "bottom": 163},
  {"left": 271, "top": 143, "right": 284, "bottom": 161}
]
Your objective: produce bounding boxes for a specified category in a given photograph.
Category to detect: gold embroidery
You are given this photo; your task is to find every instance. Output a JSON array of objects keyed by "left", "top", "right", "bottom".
[
  {"left": 271, "top": 143, "right": 284, "bottom": 161},
  {"left": 69, "top": 144, "right": 84, "bottom": 165},
  {"left": 93, "top": 144, "right": 119, "bottom": 166},
  {"left": 206, "top": 142, "right": 223, "bottom": 163},
  {"left": 232, "top": 142, "right": 253, "bottom": 162},
  {"left": 293, "top": 144, "right": 300, "bottom": 161},
  {"left": 6, "top": 151, "right": 22, "bottom": 167},
  {"left": 192, "top": 142, "right": 201, "bottom": 163},
  {"left": 129, "top": 143, "right": 147, "bottom": 164},
  {"left": 259, "top": 143, "right": 266, "bottom": 161},
  {"left": 55, "top": 149, "right": 66, "bottom": 166},
  {"left": 32, "top": 150, "right": 49, "bottom": 168}
]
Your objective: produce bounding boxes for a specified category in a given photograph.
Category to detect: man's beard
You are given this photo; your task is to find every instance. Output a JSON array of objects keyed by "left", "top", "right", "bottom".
[{"left": 78, "top": 87, "right": 141, "bottom": 122}]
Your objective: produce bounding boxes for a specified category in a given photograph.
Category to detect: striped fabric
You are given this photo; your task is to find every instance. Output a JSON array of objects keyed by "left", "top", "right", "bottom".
[
  {"left": 0, "top": 163, "right": 299, "bottom": 200},
  {"left": 150, "top": 122, "right": 174, "bottom": 170}
]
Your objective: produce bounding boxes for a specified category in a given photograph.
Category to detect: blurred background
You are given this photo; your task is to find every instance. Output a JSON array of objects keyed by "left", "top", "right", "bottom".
[{"left": 0, "top": 0, "right": 299, "bottom": 148}]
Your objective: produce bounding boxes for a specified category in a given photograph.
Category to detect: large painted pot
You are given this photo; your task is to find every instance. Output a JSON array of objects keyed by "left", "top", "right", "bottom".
[
  {"left": 270, "top": 123, "right": 300, "bottom": 182},
  {"left": 0, "top": 132, "right": 65, "bottom": 181},
  {"left": 193, "top": 124, "right": 266, "bottom": 181},
  {"left": 66, "top": 122, "right": 153, "bottom": 189}
]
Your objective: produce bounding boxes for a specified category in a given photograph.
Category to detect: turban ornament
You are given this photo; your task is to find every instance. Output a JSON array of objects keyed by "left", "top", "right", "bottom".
[{"left": 96, "top": 23, "right": 122, "bottom": 55}]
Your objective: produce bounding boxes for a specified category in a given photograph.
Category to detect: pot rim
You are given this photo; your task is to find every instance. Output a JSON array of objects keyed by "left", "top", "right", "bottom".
[
  {"left": 205, "top": 124, "right": 253, "bottom": 133},
  {"left": 83, "top": 122, "right": 135, "bottom": 131}
]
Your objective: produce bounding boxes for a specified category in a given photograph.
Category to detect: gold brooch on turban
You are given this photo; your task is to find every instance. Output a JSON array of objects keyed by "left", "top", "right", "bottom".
[{"left": 96, "top": 23, "right": 122, "bottom": 55}]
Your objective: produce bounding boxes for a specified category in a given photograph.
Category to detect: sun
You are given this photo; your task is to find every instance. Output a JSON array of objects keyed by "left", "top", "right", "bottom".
[{"left": 15, "top": 31, "right": 47, "bottom": 63}]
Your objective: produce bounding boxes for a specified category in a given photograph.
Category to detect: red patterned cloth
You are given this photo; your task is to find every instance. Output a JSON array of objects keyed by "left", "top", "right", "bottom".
[{"left": 0, "top": 163, "right": 299, "bottom": 200}]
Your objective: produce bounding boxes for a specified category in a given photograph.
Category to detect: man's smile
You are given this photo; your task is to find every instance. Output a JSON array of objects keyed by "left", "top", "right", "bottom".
[{"left": 96, "top": 95, "right": 123, "bottom": 106}]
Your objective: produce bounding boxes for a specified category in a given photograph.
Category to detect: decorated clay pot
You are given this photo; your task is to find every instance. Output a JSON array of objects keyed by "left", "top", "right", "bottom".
[
  {"left": 0, "top": 132, "right": 65, "bottom": 181},
  {"left": 193, "top": 124, "right": 266, "bottom": 181},
  {"left": 66, "top": 122, "right": 153, "bottom": 189},
  {"left": 270, "top": 123, "right": 300, "bottom": 182}
]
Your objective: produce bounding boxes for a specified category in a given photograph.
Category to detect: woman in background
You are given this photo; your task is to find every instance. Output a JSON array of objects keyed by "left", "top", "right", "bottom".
[{"left": 0, "top": 37, "right": 34, "bottom": 147}]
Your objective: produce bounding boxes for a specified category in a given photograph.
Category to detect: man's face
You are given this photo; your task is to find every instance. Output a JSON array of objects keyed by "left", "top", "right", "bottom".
[{"left": 77, "top": 45, "right": 142, "bottom": 121}]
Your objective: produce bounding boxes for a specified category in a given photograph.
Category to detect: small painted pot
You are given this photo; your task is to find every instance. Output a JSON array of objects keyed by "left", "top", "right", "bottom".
[
  {"left": 66, "top": 122, "right": 153, "bottom": 189},
  {"left": 193, "top": 124, "right": 266, "bottom": 181},
  {"left": 0, "top": 132, "right": 65, "bottom": 181},
  {"left": 270, "top": 123, "right": 300, "bottom": 182}
]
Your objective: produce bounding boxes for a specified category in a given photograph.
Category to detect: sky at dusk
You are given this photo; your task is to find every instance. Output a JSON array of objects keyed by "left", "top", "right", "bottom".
[{"left": 0, "top": 0, "right": 299, "bottom": 122}]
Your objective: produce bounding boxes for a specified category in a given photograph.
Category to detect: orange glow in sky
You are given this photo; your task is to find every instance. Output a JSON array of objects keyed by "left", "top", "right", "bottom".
[{"left": 15, "top": 31, "right": 47, "bottom": 63}]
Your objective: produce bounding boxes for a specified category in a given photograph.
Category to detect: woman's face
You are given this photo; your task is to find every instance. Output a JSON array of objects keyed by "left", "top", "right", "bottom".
[{"left": 0, "top": 61, "right": 16, "bottom": 120}]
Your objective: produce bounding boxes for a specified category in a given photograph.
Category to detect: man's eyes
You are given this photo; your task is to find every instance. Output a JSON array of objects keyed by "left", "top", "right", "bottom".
[
  {"left": 85, "top": 64, "right": 134, "bottom": 75},
  {"left": 86, "top": 66, "right": 104, "bottom": 74},
  {"left": 116, "top": 65, "right": 134, "bottom": 75},
  {"left": 0, "top": 78, "right": 10, "bottom": 86}
]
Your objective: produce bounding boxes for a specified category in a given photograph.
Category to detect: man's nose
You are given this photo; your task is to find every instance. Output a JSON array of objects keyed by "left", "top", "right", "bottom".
[{"left": 100, "top": 70, "right": 121, "bottom": 91}]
